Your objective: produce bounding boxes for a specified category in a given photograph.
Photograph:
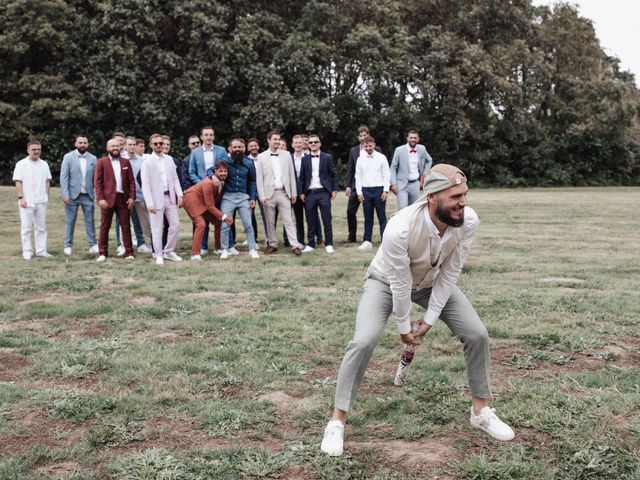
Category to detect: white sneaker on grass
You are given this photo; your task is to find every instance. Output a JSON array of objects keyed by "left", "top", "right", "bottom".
[
  {"left": 89, "top": 245, "right": 99, "bottom": 254},
  {"left": 37, "top": 252, "right": 53, "bottom": 258},
  {"left": 249, "top": 249, "right": 259, "bottom": 259},
  {"left": 163, "top": 252, "right": 182, "bottom": 262},
  {"left": 23, "top": 252, "right": 32, "bottom": 261},
  {"left": 117, "top": 245, "right": 126, "bottom": 257},
  {"left": 64, "top": 247, "right": 72, "bottom": 256},
  {"left": 191, "top": 255, "right": 202, "bottom": 261},
  {"left": 470, "top": 406, "right": 515, "bottom": 441},
  {"left": 96, "top": 255, "right": 106, "bottom": 263},
  {"left": 325, "top": 245, "right": 334, "bottom": 254},
  {"left": 357, "top": 241, "right": 372, "bottom": 251},
  {"left": 155, "top": 256, "right": 164, "bottom": 266},
  {"left": 302, "top": 245, "right": 314, "bottom": 253},
  {"left": 228, "top": 247, "right": 240, "bottom": 255},
  {"left": 138, "top": 244, "right": 152, "bottom": 254},
  {"left": 220, "top": 250, "right": 230, "bottom": 260},
  {"left": 321, "top": 420, "right": 344, "bottom": 456}
]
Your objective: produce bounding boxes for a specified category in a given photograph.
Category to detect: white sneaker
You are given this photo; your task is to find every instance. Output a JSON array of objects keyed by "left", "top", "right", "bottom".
[
  {"left": 470, "top": 407, "right": 515, "bottom": 441},
  {"left": 200, "top": 249, "right": 208, "bottom": 256},
  {"left": 64, "top": 247, "right": 72, "bottom": 256},
  {"left": 191, "top": 255, "right": 202, "bottom": 261},
  {"left": 155, "top": 256, "right": 164, "bottom": 265},
  {"left": 325, "top": 245, "right": 334, "bottom": 254},
  {"left": 89, "top": 245, "right": 99, "bottom": 254},
  {"left": 228, "top": 247, "right": 240, "bottom": 255},
  {"left": 96, "top": 255, "right": 106, "bottom": 263},
  {"left": 37, "top": 252, "right": 53, "bottom": 258},
  {"left": 23, "top": 252, "right": 32, "bottom": 261},
  {"left": 240, "top": 240, "right": 248, "bottom": 246},
  {"left": 213, "top": 249, "right": 223, "bottom": 255},
  {"left": 117, "top": 245, "right": 125, "bottom": 257},
  {"left": 220, "top": 250, "right": 230, "bottom": 260},
  {"left": 302, "top": 245, "right": 314, "bottom": 253},
  {"left": 163, "top": 252, "right": 182, "bottom": 262},
  {"left": 249, "top": 249, "right": 260, "bottom": 259},
  {"left": 124, "top": 255, "right": 135, "bottom": 261},
  {"left": 132, "top": 237, "right": 138, "bottom": 247},
  {"left": 321, "top": 420, "right": 344, "bottom": 456},
  {"left": 357, "top": 241, "right": 372, "bottom": 251},
  {"left": 138, "top": 244, "right": 152, "bottom": 254}
]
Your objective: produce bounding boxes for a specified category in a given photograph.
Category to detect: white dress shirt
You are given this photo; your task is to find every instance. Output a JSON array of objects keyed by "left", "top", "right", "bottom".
[
  {"left": 293, "top": 153, "right": 303, "bottom": 179},
  {"left": 355, "top": 150, "right": 390, "bottom": 195},
  {"left": 407, "top": 145, "right": 420, "bottom": 180},
  {"left": 269, "top": 151, "right": 284, "bottom": 189},
  {"left": 309, "top": 154, "right": 322, "bottom": 189},
  {"left": 77, "top": 150, "right": 87, "bottom": 193},
  {"left": 109, "top": 156, "right": 123, "bottom": 193},
  {"left": 203, "top": 146, "right": 214, "bottom": 170}
]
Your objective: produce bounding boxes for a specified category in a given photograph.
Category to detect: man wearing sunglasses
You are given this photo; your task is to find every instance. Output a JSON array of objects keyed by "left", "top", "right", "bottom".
[{"left": 298, "top": 134, "right": 338, "bottom": 254}]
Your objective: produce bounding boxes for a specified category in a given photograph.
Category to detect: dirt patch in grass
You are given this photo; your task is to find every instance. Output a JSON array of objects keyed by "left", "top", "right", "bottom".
[
  {"left": 33, "top": 460, "right": 82, "bottom": 479},
  {"left": 301, "top": 286, "right": 337, "bottom": 294},
  {"left": 258, "top": 390, "right": 309, "bottom": 413},
  {"left": 0, "top": 352, "right": 30, "bottom": 381},
  {"left": 133, "top": 330, "right": 189, "bottom": 342},
  {"left": 0, "top": 409, "right": 86, "bottom": 457},
  {"left": 129, "top": 295, "right": 155, "bottom": 306},
  {"left": 538, "top": 277, "right": 585, "bottom": 284},
  {"left": 19, "top": 293, "right": 84, "bottom": 305},
  {"left": 0, "top": 319, "right": 48, "bottom": 333},
  {"left": 355, "top": 436, "right": 457, "bottom": 469}
]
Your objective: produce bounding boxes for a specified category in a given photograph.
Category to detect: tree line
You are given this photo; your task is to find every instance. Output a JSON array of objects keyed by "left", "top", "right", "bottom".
[{"left": 1, "top": 0, "right": 639, "bottom": 186}]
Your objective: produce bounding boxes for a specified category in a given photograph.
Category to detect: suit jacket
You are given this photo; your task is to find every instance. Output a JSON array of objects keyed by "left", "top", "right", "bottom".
[
  {"left": 255, "top": 150, "right": 297, "bottom": 201},
  {"left": 94, "top": 156, "right": 136, "bottom": 208},
  {"left": 140, "top": 153, "right": 183, "bottom": 210},
  {"left": 60, "top": 150, "right": 97, "bottom": 200},
  {"left": 390, "top": 144, "right": 433, "bottom": 190},
  {"left": 188, "top": 144, "right": 228, "bottom": 184},
  {"left": 345, "top": 144, "right": 382, "bottom": 190},
  {"left": 298, "top": 152, "right": 338, "bottom": 195},
  {"left": 181, "top": 154, "right": 193, "bottom": 191},
  {"left": 182, "top": 176, "right": 224, "bottom": 219}
]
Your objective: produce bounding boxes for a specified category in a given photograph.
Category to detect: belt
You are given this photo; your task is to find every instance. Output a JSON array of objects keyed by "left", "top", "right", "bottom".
[
  {"left": 163, "top": 191, "right": 170, "bottom": 195},
  {"left": 307, "top": 188, "right": 325, "bottom": 193},
  {"left": 407, "top": 178, "right": 419, "bottom": 183}
]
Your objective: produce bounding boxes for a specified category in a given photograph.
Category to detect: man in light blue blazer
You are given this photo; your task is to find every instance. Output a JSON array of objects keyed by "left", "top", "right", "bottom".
[
  {"left": 188, "top": 126, "right": 228, "bottom": 254},
  {"left": 390, "top": 130, "right": 433, "bottom": 211},
  {"left": 60, "top": 136, "right": 98, "bottom": 255}
]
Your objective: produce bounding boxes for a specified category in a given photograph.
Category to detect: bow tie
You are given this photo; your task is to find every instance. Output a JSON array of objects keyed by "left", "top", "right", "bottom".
[
  {"left": 409, "top": 149, "right": 417, "bottom": 153},
  {"left": 311, "top": 154, "right": 319, "bottom": 158},
  {"left": 270, "top": 153, "right": 279, "bottom": 156}
]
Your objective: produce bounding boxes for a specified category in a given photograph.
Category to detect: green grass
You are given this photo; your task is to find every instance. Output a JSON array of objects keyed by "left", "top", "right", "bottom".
[{"left": 0, "top": 186, "right": 639, "bottom": 478}]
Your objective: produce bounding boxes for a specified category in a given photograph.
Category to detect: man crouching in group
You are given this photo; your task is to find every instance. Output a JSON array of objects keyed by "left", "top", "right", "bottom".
[{"left": 321, "top": 163, "right": 514, "bottom": 457}]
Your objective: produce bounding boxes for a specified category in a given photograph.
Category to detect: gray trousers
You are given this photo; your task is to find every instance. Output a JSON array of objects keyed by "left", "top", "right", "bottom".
[{"left": 335, "top": 276, "right": 491, "bottom": 412}]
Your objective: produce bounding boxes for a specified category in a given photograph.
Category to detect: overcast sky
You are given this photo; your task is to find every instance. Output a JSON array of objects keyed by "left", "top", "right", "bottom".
[{"left": 531, "top": 0, "right": 639, "bottom": 85}]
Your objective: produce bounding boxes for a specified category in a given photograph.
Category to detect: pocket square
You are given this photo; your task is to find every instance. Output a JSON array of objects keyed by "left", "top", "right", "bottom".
[{"left": 123, "top": 167, "right": 129, "bottom": 170}]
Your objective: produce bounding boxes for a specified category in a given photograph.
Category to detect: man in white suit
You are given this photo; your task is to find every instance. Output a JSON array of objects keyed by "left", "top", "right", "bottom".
[
  {"left": 256, "top": 131, "right": 303, "bottom": 256},
  {"left": 141, "top": 133, "right": 183, "bottom": 265},
  {"left": 390, "top": 130, "right": 433, "bottom": 210},
  {"left": 60, "top": 136, "right": 99, "bottom": 255}
]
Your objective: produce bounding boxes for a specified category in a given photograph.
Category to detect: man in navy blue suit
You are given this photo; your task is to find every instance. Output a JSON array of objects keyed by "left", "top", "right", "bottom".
[{"left": 298, "top": 134, "right": 338, "bottom": 254}]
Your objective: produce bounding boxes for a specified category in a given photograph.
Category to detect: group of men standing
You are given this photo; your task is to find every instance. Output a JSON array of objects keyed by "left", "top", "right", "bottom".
[{"left": 13, "top": 126, "right": 434, "bottom": 263}]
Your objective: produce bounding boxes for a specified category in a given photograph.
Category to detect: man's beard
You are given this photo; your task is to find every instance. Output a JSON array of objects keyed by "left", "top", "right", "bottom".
[
  {"left": 77, "top": 147, "right": 87, "bottom": 154},
  {"left": 231, "top": 151, "right": 244, "bottom": 163},
  {"left": 436, "top": 202, "right": 465, "bottom": 228}
]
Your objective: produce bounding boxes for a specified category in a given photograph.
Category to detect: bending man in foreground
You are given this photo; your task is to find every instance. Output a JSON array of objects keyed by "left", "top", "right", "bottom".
[{"left": 321, "top": 163, "right": 514, "bottom": 457}]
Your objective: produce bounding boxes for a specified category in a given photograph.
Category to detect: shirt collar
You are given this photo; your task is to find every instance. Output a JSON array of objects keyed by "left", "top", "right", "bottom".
[
  {"left": 109, "top": 155, "right": 120, "bottom": 162},
  {"left": 424, "top": 209, "right": 445, "bottom": 239}
]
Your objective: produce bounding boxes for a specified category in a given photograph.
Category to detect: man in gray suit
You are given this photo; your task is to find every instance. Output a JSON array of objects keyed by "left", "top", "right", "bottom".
[
  {"left": 60, "top": 136, "right": 99, "bottom": 255},
  {"left": 390, "top": 130, "right": 433, "bottom": 211}
]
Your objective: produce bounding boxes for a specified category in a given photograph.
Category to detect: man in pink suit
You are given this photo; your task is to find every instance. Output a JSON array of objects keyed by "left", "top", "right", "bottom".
[{"left": 141, "top": 133, "right": 183, "bottom": 265}]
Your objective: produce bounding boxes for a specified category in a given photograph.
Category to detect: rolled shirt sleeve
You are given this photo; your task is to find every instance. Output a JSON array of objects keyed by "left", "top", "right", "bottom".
[{"left": 381, "top": 221, "right": 414, "bottom": 335}]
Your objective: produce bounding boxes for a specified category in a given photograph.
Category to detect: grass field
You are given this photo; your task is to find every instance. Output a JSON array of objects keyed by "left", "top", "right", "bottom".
[{"left": 0, "top": 185, "right": 639, "bottom": 479}]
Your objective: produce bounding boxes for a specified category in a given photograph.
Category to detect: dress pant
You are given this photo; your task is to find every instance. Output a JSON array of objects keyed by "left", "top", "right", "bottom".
[
  {"left": 133, "top": 201, "right": 152, "bottom": 247},
  {"left": 397, "top": 179, "right": 421, "bottom": 210},
  {"left": 115, "top": 208, "right": 143, "bottom": 247},
  {"left": 19, "top": 202, "right": 48, "bottom": 256},
  {"left": 150, "top": 194, "right": 180, "bottom": 257},
  {"left": 346, "top": 190, "right": 360, "bottom": 242},
  {"left": 64, "top": 193, "right": 96, "bottom": 249},
  {"left": 305, "top": 189, "right": 333, "bottom": 247},
  {"left": 362, "top": 186, "right": 388, "bottom": 242},
  {"left": 334, "top": 276, "right": 491, "bottom": 412},
  {"left": 98, "top": 193, "right": 133, "bottom": 257},
  {"left": 264, "top": 190, "right": 302, "bottom": 249},
  {"left": 284, "top": 197, "right": 322, "bottom": 246},
  {"left": 187, "top": 211, "right": 218, "bottom": 255}
]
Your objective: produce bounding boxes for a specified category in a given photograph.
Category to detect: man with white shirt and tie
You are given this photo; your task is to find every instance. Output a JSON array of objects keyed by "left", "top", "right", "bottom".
[
  {"left": 390, "top": 130, "right": 433, "bottom": 210},
  {"left": 256, "top": 131, "right": 303, "bottom": 256},
  {"left": 60, "top": 136, "right": 99, "bottom": 256},
  {"left": 126, "top": 136, "right": 153, "bottom": 254},
  {"left": 141, "top": 133, "right": 183, "bottom": 266},
  {"left": 354, "top": 136, "right": 390, "bottom": 251}
]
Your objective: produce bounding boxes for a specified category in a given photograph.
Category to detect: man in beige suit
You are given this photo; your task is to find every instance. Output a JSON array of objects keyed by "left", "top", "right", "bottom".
[{"left": 255, "top": 130, "right": 303, "bottom": 256}]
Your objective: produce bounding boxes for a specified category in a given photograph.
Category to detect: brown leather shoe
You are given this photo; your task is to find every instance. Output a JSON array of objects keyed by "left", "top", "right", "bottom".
[
  {"left": 266, "top": 246, "right": 278, "bottom": 254},
  {"left": 292, "top": 247, "right": 302, "bottom": 256}
]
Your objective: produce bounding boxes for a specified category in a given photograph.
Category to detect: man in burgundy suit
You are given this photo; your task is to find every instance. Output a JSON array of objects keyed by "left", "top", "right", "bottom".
[
  {"left": 94, "top": 138, "right": 136, "bottom": 262},
  {"left": 182, "top": 161, "right": 233, "bottom": 261}
]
